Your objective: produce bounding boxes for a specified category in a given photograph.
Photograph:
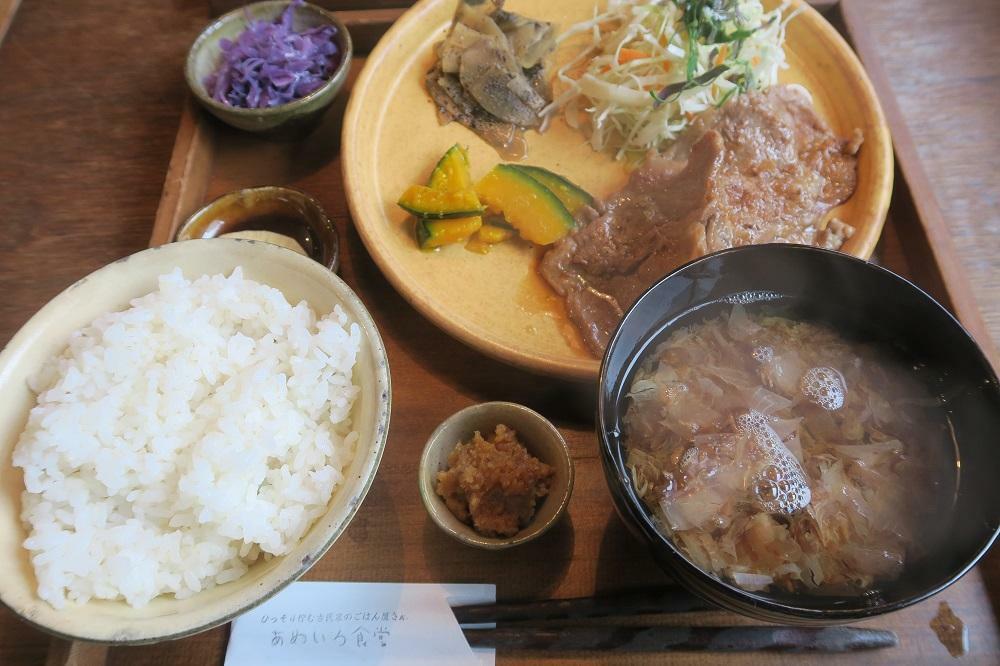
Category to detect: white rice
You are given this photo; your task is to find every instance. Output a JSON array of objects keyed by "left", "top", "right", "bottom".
[{"left": 12, "top": 267, "right": 362, "bottom": 608}]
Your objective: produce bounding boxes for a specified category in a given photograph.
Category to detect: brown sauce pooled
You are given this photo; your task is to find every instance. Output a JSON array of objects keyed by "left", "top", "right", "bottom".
[
  {"left": 930, "top": 601, "right": 969, "bottom": 658},
  {"left": 436, "top": 425, "right": 554, "bottom": 537},
  {"left": 178, "top": 190, "right": 339, "bottom": 270},
  {"left": 516, "top": 255, "right": 589, "bottom": 355}
]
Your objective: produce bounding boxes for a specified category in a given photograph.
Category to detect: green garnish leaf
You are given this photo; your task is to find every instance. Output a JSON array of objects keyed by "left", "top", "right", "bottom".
[
  {"left": 669, "top": 0, "right": 757, "bottom": 108},
  {"left": 653, "top": 64, "right": 729, "bottom": 105},
  {"left": 715, "top": 86, "right": 738, "bottom": 108}
]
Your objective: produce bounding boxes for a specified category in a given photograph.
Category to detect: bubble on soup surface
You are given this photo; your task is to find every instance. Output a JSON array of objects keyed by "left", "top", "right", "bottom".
[
  {"left": 680, "top": 445, "right": 721, "bottom": 480},
  {"left": 752, "top": 346, "right": 774, "bottom": 363},
  {"left": 736, "top": 410, "right": 812, "bottom": 514},
  {"left": 751, "top": 455, "right": 812, "bottom": 515},
  {"left": 662, "top": 382, "right": 688, "bottom": 400},
  {"left": 680, "top": 446, "right": 700, "bottom": 469},
  {"left": 735, "top": 409, "right": 774, "bottom": 439},
  {"left": 800, "top": 366, "right": 846, "bottom": 410},
  {"left": 722, "top": 291, "right": 782, "bottom": 305}
]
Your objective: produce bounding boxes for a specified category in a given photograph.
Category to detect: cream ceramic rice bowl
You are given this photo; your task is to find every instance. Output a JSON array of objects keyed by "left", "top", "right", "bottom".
[{"left": 0, "top": 239, "right": 390, "bottom": 643}]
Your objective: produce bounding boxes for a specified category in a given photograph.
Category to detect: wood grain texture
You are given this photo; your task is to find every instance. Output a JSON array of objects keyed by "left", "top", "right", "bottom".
[
  {"left": 44, "top": 640, "right": 107, "bottom": 666},
  {"left": 150, "top": 98, "right": 214, "bottom": 246},
  {"left": 211, "top": 0, "right": 415, "bottom": 14},
  {"left": 0, "top": 1, "right": 998, "bottom": 665},
  {"left": 0, "top": 0, "right": 21, "bottom": 46},
  {"left": 336, "top": 7, "right": 406, "bottom": 53},
  {"left": 851, "top": 0, "right": 1000, "bottom": 353},
  {"left": 0, "top": 1, "right": 208, "bottom": 660},
  {"left": 839, "top": 0, "right": 997, "bottom": 365}
]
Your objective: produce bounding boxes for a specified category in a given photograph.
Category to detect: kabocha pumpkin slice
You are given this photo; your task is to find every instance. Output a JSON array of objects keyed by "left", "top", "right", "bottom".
[
  {"left": 397, "top": 185, "right": 485, "bottom": 219},
  {"left": 511, "top": 165, "right": 594, "bottom": 215},
  {"left": 398, "top": 144, "right": 484, "bottom": 242},
  {"left": 475, "top": 165, "right": 574, "bottom": 245},
  {"left": 465, "top": 238, "right": 491, "bottom": 255},
  {"left": 418, "top": 145, "right": 483, "bottom": 246},
  {"left": 429, "top": 144, "right": 474, "bottom": 192},
  {"left": 417, "top": 216, "right": 483, "bottom": 249},
  {"left": 476, "top": 224, "right": 514, "bottom": 244},
  {"left": 465, "top": 223, "right": 515, "bottom": 254}
]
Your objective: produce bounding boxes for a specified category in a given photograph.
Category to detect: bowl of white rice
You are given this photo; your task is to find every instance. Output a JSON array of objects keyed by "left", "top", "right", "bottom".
[{"left": 0, "top": 238, "right": 390, "bottom": 643}]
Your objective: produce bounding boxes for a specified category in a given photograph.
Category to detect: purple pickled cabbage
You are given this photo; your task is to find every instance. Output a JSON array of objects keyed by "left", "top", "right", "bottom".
[{"left": 204, "top": 0, "right": 340, "bottom": 109}]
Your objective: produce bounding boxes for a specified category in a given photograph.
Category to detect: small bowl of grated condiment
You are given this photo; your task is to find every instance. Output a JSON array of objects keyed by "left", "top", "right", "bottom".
[
  {"left": 186, "top": 0, "right": 352, "bottom": 132},
  {"left": 419, "top": 402, "right": 574, "bottom": 549}
]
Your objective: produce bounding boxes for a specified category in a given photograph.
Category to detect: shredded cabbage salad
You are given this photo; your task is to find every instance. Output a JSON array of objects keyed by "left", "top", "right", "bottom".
[{"left": 541, "top": 0, "right": 800, "bottom": 160}]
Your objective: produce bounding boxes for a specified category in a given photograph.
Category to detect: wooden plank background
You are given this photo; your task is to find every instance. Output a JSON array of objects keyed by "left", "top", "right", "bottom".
[
  {"left": 211, "top": 0, "right": 416, "bottom": 12},
  {"left": 0, "top": 0, "right": 998, "bottom": 664}
]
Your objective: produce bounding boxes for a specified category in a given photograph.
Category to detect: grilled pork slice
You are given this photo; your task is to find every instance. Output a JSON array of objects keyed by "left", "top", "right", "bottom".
[{"left": 541, "top": 86, "right": 861, "bottom": 356}]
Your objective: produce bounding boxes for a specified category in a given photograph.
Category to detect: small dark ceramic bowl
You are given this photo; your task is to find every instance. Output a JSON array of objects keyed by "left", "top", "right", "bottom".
[
  {"left": 598, "top": 244, "right": 1000, "bottom": 625},
  {"left": 186, "top": 1, "right": 352, "bottom": 132},
  {"left": 175, "top": 186, "right": 339, "bottom": 271}
]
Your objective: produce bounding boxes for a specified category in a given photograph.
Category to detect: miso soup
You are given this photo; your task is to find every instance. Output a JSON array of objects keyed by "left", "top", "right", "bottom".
[{"left": 622, "top": 304, "right": 957, "bottom": 594}]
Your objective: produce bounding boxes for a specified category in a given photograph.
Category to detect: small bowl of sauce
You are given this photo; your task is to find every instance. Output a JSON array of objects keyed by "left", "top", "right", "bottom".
[{"left": 175, "top": 186, "right": 339, "bottom": 271}]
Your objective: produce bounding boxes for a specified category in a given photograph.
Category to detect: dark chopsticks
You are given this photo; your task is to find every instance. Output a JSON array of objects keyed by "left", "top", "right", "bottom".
[
  {"left": 452, "top": 587, "right": 711, "bottom": 624},
  {"left": 463, "top": 625, "right": 899, "bottom": 653},
  {"left": 452, "top": 589, "right": 899, "bottom": 654}
]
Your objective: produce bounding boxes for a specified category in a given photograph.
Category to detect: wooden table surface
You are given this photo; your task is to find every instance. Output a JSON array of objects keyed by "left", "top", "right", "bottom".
[{"left": 0, "top": 1, "right": 998, "bottom": 665}]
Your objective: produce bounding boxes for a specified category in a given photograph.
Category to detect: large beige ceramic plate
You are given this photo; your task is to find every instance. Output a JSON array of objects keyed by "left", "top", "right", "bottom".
[
  {"left": 343, "top": 0, "right": 892, "bottom": 381},
  {"left": 0, "top": 239, "right": 390, "bottom": 643}
]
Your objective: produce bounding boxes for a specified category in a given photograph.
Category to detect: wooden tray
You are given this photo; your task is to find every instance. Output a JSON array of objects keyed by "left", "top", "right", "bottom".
[{"left": 64, "top": 1, "right": 999, "bottom": 664}]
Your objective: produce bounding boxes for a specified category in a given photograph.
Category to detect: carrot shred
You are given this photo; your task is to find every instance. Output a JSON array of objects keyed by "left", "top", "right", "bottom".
[
  {"left": 617, "top": 48, "right": 649, "bottom": 64},
  {"left": 714, "top": 45, "right": 730, "bottom": 66}
]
